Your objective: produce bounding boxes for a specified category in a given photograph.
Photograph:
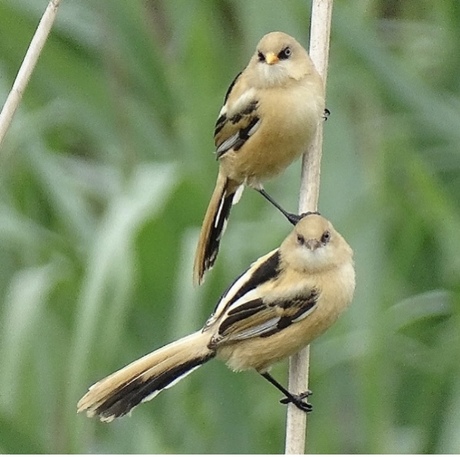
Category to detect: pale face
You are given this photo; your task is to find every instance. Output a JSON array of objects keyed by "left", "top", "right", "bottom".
[
  {"left": 282, "top": 214, "right": 353, "bottom": 273},
  {"left": 249, "top": 32, "right": 312, "bottom": 88}
]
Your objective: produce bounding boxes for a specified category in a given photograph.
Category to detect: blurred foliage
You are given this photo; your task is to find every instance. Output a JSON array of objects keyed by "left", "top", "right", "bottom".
[{"left": 0, "top": 0, "right": 459, "bottom": 453}]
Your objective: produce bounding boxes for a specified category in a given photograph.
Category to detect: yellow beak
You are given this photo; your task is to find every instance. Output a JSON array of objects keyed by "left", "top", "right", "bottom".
[{"left": 265, "top": 52, "right": 279, "bottom": 65}]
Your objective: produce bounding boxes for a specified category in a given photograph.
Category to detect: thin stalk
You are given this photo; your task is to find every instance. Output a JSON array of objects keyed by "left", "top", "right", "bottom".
[
  {"left": 285, "top": 0, "right": 333, "bottom": 453},
  {"left": 0, "top": 0, "right": 62, "bottom": 149}
]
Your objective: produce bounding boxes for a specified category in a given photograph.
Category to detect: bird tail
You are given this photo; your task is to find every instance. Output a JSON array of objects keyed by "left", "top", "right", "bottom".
[
  {"left": 193, "top": 172, "right": 241, "bottom": 285},
  {"left": 77, "top": 331, "right": 214, "bottom": 422}
]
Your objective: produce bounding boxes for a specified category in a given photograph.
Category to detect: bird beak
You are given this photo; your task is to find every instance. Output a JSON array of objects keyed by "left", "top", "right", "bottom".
[
  {"left": 265, "top": 52, "right": 279, "bottom": 65},
  {"left": 305, "top": 239, "right": 321, "bottom": 251}
]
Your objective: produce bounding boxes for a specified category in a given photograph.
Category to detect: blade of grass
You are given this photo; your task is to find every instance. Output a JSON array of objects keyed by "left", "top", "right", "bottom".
[{"left": 0, "top": 0, "right": 62, "bottom": 148}]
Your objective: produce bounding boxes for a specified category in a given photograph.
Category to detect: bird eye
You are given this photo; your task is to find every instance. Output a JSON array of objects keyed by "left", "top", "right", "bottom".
[
  {"left": 321, "top": 231, "right": 331, "bottom": 244},
  {"left": 296, "top": 234, "right": 305, "bottom": 245},
  {"left": 278, "top": 46, "right": 292, "bottom": 60},
  {"left": 257, "top": 51, "right": 265, "bottom": 62}
]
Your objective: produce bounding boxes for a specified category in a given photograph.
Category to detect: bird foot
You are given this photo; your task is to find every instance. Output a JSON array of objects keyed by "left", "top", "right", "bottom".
[
  {"left": 285, "top": 212, "right": 302, "bottom": 226},
  {"left": 289, "top": 211, "right": 321, "bottom": 226},
  {"left": 279, "top": 390, "right": 313, "bottom": 412}
]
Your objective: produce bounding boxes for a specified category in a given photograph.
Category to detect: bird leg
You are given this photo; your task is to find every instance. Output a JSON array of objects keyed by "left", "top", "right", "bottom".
[
  {"left": 256, "top": 189, "right": 321, "bottom": 226},
  {"left": 261, "top": 372, "right": 312, "bottom": 413},
  {"left": 256, "top": 189, "right": 301, "bottom": 225}
]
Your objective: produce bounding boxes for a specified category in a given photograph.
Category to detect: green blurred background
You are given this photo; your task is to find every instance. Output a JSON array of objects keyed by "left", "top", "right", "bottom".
[{"left": 0, "top": 0, "right": 459, "bottom": 453}]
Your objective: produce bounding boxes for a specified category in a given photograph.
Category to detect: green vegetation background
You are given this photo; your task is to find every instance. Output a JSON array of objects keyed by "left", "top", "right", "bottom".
[{"left": 0, "top": 0, "right": 459, "bottom": 453}]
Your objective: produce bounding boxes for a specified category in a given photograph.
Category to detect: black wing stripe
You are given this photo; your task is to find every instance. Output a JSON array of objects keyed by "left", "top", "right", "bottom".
[
  {"left": 227, "top": 297, "right": 266, "bottom": 316},
  {"left": 218, "top": 299, "right": 265, "bottom": 336},
  {"left": 214, "top": 72, "right": 242, "bottom": 138},
  {"left": 277, "top": 290, "right": 319, "bottom": 311},
  {"left": 232, "top": 116, "right": 260, "bottom": 152},
  {"left": 223, "top": 71, "right": 242, "bottom": 105},
  {"left": 215, "top": 100, "right": 260, "bottom": 158},
  {"left": 259, "top": 291, "right": 319, "bottom": 338},
  {"left": 214, "top": 114, "right": 227, "bottom": 136},
  {"left": 229, "top": 100, "right": 258, "bottom": 123},
  {"left": 208, "top": 250, "right": 281, "bottom": 329},
  {"left": 220, "top": 250, "right": 281, "bottom": 313}
]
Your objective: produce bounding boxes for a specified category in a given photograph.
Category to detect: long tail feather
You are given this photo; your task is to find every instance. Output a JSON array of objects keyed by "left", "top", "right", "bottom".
[
  {"left": 193, "top": 172, "right": 241, "bottom": 285},
  {"left": 77, "top": 331, "right": 214, "bottom": 422}
]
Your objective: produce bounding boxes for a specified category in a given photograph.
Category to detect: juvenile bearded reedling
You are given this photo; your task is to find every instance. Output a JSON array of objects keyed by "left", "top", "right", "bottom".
[
  {"left": 193, "top": 31, "right": 326, "bottom": 285},
  {"left": 77, "top": 214, "right": 355, "bottom": 422}
]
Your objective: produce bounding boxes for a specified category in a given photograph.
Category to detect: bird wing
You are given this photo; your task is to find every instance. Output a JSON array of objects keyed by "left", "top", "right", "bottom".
[
  {"left": 204, "top": 247, "right": 319, "bottom": 345},
  {"left": 211, "top": 290, "right": 319, "bottom": 345},
  {"left": 214, "top": 73, "right": 261, "bottom": 159},
  {"left": 204, "top": 248, "right": 282, "bottom": 331},
  {"left": 222, "top": 71, "right": 242, "bottom": 105}
]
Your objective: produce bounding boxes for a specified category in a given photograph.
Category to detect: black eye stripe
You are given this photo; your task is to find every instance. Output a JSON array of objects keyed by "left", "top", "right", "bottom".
[
  {"left": 321, "top": 231, "right": 331, "bottom": 244},
  {"left": 278, "top": 46, "right": 292, "bottom": 60}
]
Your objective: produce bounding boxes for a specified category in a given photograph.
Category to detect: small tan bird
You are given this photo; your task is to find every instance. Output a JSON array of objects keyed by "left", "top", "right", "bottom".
[
  {"left": 77, "top": 213, "right": 355, "bottom": 422},
  {"left": 193, "top": 31, "right": 325, "bottom": 285}
]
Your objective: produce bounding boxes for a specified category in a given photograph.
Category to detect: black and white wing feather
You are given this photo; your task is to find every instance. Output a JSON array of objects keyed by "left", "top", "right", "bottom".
[
  {"left": 214, "top": 74, "right": 262, "bottom": 159},
  {"left": 204, "top": 249, "right": 282, "bottom": 328},
  {"left": 212, "top": 290, "right": 319, "bottom": 346},
  {"left": 205, "top": 249, "right": 319, "bottom": 347}
]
